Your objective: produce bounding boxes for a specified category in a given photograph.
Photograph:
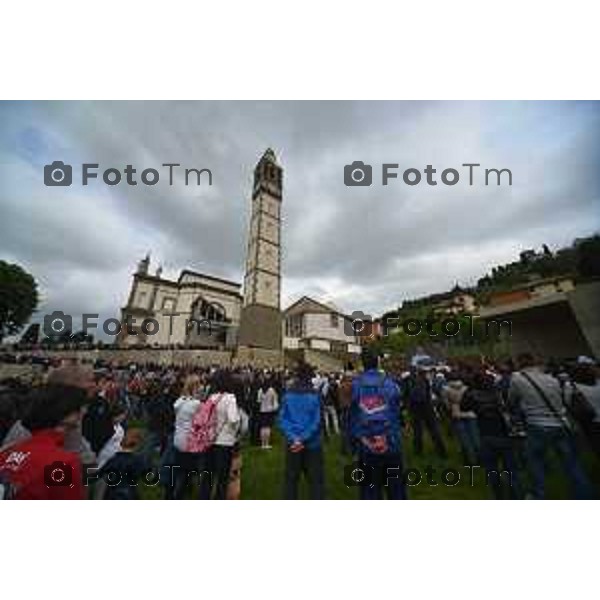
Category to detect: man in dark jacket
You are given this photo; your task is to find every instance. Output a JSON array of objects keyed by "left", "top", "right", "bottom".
[
  {"left": 406, "top": 367, "right": 447, "bottom": 458},
  {"left": 462, "top": 369, "right": 522, "bottom": 499}
]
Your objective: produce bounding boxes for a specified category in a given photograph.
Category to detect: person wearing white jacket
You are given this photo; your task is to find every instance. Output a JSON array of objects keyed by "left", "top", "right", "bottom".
[
  {"left": 173, "top": 395, "right": 201, "bottom": 451},
  {"left": 169, "top": 375, "right": 203, "bottom": 500},
  {"left": 257, "top": 383, "right": 279, "bottom": 449},
  {"left": 200, "top": 371, "right": 245, "bottom": 499}
]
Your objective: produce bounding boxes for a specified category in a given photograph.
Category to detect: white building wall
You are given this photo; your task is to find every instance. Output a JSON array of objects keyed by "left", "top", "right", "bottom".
[
  {"left": 148, "top": 312, "right": 174, "bottom": 346},
  {"left": 310, "top": 338, "right": 331, "bottom": 351},
  {"left": 122, "top": 273, "right": 243, "bottom": 346},
  {"left": 178, "top": 272, "right": 241, "bottom": 295},
  {"left": 304, "top": 312, "right": 355, "bottom": 343},
  {"left": 132, "top": 280, "right": 155, "bottom": 310},
  {"left": 283, "top": 336, "right": 300, "bottom": 350}
]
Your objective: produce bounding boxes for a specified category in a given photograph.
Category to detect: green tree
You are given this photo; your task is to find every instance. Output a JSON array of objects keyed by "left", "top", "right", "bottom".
[
  {"left": 577, "top": 235, "right": 600, "bottom": 278},
  {"left": 0, "top": 260, "right": 39, "bottom": 342}
]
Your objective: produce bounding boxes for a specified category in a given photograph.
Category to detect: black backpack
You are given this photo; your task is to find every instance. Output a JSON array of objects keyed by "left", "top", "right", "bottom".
[{"left": 81, "top": 397, "right": 114, "bottom": 454}]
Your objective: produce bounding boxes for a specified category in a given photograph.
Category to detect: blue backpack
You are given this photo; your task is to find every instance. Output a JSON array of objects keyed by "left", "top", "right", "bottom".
[{"left": 355, "top": 374, "right": 393, "bottom": 454}]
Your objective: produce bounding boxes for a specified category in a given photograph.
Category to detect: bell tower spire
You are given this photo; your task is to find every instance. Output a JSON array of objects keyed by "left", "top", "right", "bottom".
[{"left": 237, "top": 149, "right": 283, "bottom": 350}]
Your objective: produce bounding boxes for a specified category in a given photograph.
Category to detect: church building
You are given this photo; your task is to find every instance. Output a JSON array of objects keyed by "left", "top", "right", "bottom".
[
  {"left": 118, "top": 149, "right": 283, "bottom": 353},
  {"left": 117, "top": 149, "right": 360, "bottom": 368}
]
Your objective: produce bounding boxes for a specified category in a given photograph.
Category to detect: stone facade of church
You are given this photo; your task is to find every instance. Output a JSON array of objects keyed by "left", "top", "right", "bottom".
[
  {"left": 118, "top": 149, "right": 283, "bottom": 353},
  {"left": 118, "top": 150, "right": 360, "bottom": 369},
  {"left": 118, "top": 260, "right": 243, "bottom": 348}
]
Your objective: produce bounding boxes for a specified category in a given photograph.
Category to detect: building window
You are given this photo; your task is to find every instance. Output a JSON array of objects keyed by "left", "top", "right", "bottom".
[
  {"left": 162, "top": 297, "right": 176, "bottom": 311},
  {"left": 137, "top": 291, "right": 147, "bottom": 306},
  {"left": 330, "top": 313, "right": 339, "bottom": 328},
  {"left": 285, "top": 315, "right": 304, "bottom": 338}
]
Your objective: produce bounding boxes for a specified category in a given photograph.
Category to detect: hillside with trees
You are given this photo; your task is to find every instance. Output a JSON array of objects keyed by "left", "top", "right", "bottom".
[{"left": 373, "top": 233, "right": 600, "bottom": 360}]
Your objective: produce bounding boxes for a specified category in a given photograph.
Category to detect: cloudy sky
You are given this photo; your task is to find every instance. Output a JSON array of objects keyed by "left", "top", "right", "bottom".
[{"left": 1, "top": 101, "right": 599, "bottom": 337}]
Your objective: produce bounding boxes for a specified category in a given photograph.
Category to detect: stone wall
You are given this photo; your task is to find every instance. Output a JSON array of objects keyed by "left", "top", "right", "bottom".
[
  {"left": 39, "top": 348, "right": 233, "bottom": 367},
  {"left": 2, "top": 346, "right": 360, "bottom": 376},
  {"left": 234, "top": 346, "right": 283, "bottom": 368},
  {"left": 304, "top": 312, "right": 355, "bottom": 343},
  {"left": 568, "top": 280, "right": 600, "bottom": 359},
  {"left": 237, "top": 305, "right": 282, "bottom": 350},
  {"left": 283, "top": 348, "right": 359, "bottom": 372},
  {"left": 0, "top": 364, "right": 45, "bottom": 383}
]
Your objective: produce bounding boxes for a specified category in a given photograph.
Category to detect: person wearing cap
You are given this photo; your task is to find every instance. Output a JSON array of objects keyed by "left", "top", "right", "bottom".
[{"left": 0, "top": 384, "right": 88, "bottom": 499}]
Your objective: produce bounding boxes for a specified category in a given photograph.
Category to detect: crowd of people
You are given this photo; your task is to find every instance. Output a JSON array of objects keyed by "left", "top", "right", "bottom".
[{"left": 0, "top": 348, "right": 598, "bottom": 500}]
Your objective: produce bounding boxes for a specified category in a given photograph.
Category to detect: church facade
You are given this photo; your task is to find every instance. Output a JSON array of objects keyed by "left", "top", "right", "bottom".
[
  {"left": 118, "top": 149, "right": 282, "bottom": 352},
  {"left": 118, "top": 149, "right": 362, "bottom": 368},
  {"left": 118, "top": 259, "right": 243, "bottom": 348}
]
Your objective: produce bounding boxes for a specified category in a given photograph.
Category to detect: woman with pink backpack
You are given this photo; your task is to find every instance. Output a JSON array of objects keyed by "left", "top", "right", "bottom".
[
  {"left": 167, "top": 374, "right": 204, "bottom": 499},
  {"left": 197, "top": 370, "right": 246, "bottom": 500}
]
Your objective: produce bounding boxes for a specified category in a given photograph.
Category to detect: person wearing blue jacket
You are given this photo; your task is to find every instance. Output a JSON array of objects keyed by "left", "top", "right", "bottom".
[
  {"left": 278, "top": 361, "right": 324, "bottom": 499},
  {"left": 349, "top": 348, "right": 405, "bottom": 499}
]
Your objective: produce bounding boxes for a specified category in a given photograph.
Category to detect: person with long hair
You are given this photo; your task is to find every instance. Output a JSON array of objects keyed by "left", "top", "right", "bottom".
[
  {"left": 257, "top": 378, "right": 279, "bottom": 449},
  {"left": 168, "top": 374, "right": 203, "bottom": 499},
  {"left": 462, "top": 368, "right": 522, "bottom": 499},
  {"left": 199, "top": 370, "right": 244, "bottom": 500}
]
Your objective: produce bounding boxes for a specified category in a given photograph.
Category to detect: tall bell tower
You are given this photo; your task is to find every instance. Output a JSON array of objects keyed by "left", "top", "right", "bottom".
[{"left": 237, "top": 148, "right": 283, "bottom": 350}]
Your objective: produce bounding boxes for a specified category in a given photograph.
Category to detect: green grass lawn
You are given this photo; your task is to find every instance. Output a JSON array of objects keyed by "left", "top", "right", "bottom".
[{"left": 137, "top": 425, "right": 600, "bottom": 499}]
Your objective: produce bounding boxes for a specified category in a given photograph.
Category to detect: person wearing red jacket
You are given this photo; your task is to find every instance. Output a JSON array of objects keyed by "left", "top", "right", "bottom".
[{"left": 0, "top": 384, "right": 89, "bottom": 500}]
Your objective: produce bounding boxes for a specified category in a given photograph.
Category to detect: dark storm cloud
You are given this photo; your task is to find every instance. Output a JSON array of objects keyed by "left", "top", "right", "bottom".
[{"left": 0, "top": 100, "right": 599, "bottom": 335}]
